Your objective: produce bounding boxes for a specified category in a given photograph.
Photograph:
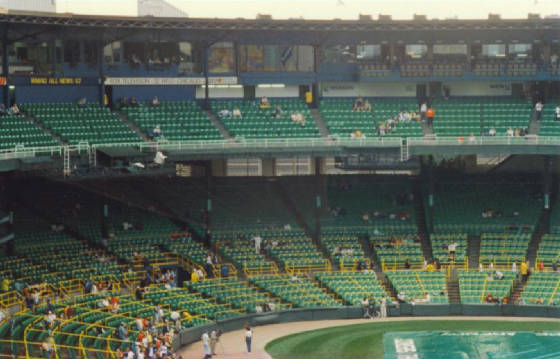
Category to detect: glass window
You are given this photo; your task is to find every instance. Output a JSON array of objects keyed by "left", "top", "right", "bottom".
[
  {"left": 356, "top": 45, "right": 381, "bottom": 60},
  {"left": 509, "top": 43, "right": 532, "bottom": 58},
  {"left": 482, "top": 44, "right": 506, "bottom": 57},
  {"left": 63, "top": 40, "right": 81, "bottom": 64},
  {"left": 433, "top": 44, "right": 467, "bottom": 55},
  {"left": 239, "top": 44, "right": 314, "bottom": 72},
  {"left": 83, "top": 40, "right": 98, "bottom": 68},
  {"left": 405, "top": 44, "right": 428, "bottom": 59},
  {"left": 322, "top": 45, "right": 356, "bottom": 64},
  {"left": 104, "top": 41, "right": 121, "bottom": 64},
  {"left": 8, "top": 41, "right": 53, "bottom": 75},
  {"left": 208, "top": 42, "right": 235, "bottom": 74}
]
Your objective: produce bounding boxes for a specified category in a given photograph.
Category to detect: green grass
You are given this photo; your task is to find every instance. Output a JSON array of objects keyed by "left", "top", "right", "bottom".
[{"left": 265, "top": 320, "right": 560, "bottom": 359}]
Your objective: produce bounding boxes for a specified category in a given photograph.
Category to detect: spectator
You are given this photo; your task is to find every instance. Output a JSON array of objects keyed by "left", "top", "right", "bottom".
[
  {"left": 512, "top": 262, "right": 517, "bottom": 273},
  {"left": 495, "top": 270, "right": 504, "bottom": 280},
  {"left": 420, "top": 102, "right": 427, "bottom": 121},
  {"left": 535, "top": 101, "right": 543, "bottom": 121},
  {"left": 397, "top": 291, "right": 407, "bottom": 304},
  {"left": 506, "top": 127, "right": 514, "bottom": 137},
  {"left": 274, "top": 105, "right": 284, "bottom": 119},
  {"left": 152, "top": 125, "right": 162, "bottom": 138},
  {"left": 7, "top": 104, "right": 20, "bottom": 115},
  {"left": 77, "top": 97, "right": 87, "bottom": 108},
  {"left": 514, "top": 127, "right": 520, "bottom": 137},
  {"left": 362, "top": 100, "right": 372, "bottom": 111},
  {"left": 553, "top": 261, "right": 558, "bottom": 272},
  {"left": 353, "top": 97, "right": 365, "bottom": 111},
  {"left": 468, "top": 133, "right": 476, "bottom": 144},
  {"left": 426, "top": 107, "right": 435, "bottom": 125},
  {"left": 232, "top": 107, "right": 242, "bottom": 119},
  {"left": 244, "top": 324, "right": 253, "bottom": 353},
  {"left": 219, "top": 108, "right": 232, "bottom": 118},
  {"left": 151, "top": 96, "right": 160, "bottom": 107},
  {"left": 520, "top": 261, "right": 529, "bottom": 282},
  {"left": 488, "top": 127, "right": 496, "bottom": 136},
  {"left": 555, "top": 104, "right": 560, "bottom": 121},
  {"left": 259, "top": 96, "right": 270, "bottom": 109},
  {"left": 130, "top": 97, "right": 139, "bottom": 107}
]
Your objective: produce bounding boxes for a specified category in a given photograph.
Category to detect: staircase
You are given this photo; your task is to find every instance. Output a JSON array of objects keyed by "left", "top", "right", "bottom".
[
  {"left": 446, "top": 267, "right": 461, "bottom": 304},
  {"left": 378, "top": 272, "right": 398, "bottom": 301},
  {"left": 467, "top": 234, "right": 481, "bottom": 269},
  {"left": 421, "top": 121, "right": 434, "bottom": 137},
  {"left": 413, "top": 184, "right": 433, "bottom": 261},
  {"left": 526, "top": 207, "right": 552, "bottom": 266},
  {"left": 528, "top": 110, "right": 541, "bottom": 135},
  {"left": 310, "top": 108, "right": 330, "bottom": 138},
  {"left": 204, "top": 109, "right": 233, "bottom": 139},
  {"left": 508, "top": 279, "right": 526, "bottom": 304}
]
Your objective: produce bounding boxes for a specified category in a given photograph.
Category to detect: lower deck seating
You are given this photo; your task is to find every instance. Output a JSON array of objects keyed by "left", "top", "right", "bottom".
[
  {"left": 458, "top": 271, "right": 516, "bottom": 304},
  {"left": 249, "top": 275, "right": 341, "bottom": 308},
  {"left": 479, "top": 233, "right": 530, "bottom": 266},
  {"left": 320, "top": 234, "right": 367, "bottom": 269},
  {"left": 187, "top": 278, "right": 288, "bottom": 313},
  {"left": 430, "top": 233, "right": 468, "bottom": 265},
  {"left": 387, "top": 271, "right": 448, "bottom": 304},
  {"left": 371, "top": 235, "right": 424, "bottom": 269},
  {"left": 316, "top": 272, "right": 389, "bottom": 305},
  {"left": 266, "top": 235, "right": 329, "bottom": 271},
  {"left": 535, "top": 235, "right": 560, "bottom": 266},
  {"left": 519, "top": 272, "right": 560, "bottom": 305}
]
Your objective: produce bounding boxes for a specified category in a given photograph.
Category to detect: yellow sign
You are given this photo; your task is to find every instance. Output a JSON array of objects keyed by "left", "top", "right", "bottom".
[{"left": 29, "top": 77, "right": 83, "bottom": 85}]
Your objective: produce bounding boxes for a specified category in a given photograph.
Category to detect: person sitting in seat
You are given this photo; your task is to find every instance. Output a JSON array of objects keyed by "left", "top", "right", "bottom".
[
  {"left": 362, "top": 100, "right": 372, "bottom": 111},
  {"left": 259, "top": 96, "right": 270, "bottom": 109},
  {"left": 353, "top": 96, "right": 364, "bottom": 111},
  {"left": 232, "top": 107, "right": 242, "bottom": 119},
  {"left": 219, "top": 108, "right": 232, "bottom": 118},
  {"left": 274, "top": 105, "right": 284, "bottom": 119},
  {"left": 506, "top": 127, "right": 514, "bottom": 137},
  {"left": 77, "top": 97, "right": 87, "bottom": 108},
  {"left": 129, "top": 97, "right": 139, "bottom": 107},
  {"left": 488, "top": 127, "right": 496, "bottom": 136},
  {"left": 153, "top": 125, "right": 162, "bottom": 138},
  {"left": 151, "top": 96, "right": 160, "bottom": 107}
]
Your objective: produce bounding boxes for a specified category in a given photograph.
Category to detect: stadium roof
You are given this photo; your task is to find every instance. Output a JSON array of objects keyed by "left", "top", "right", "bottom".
[{"left": 1, "top": 10, "right": 559, "bottom": 44}]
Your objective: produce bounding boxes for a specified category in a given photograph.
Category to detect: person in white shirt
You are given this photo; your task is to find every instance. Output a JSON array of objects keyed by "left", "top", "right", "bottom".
[
  {"left": 397, "top": 291, "right": 407, "bottom": 303},
  {"left": 506, "top": 127, "right": 514, "bottom": 137},
  {"left": 495, "top": 270, "right": 504, "bottom": 280},
  {"left": 448, "top": 242, "right": 457, "bottom": 259},
  {"left": 468, "top": 133, "right": 476, "bottom": 144},
  {"left": 232, "top": 107, "right": 242, "bottom": 119},
  {"left": 126, "top": 348, "right": 134, "bottom": 359},
  {"left": 512, "top": 262, "right": 518, "bottom": 273},
  {"left": 380, "top": 297, "right": 387, "bottom": 318},
  {"left": 254, "top": 235, "right": 262, "bottom": 254},
  {"left": 219, "top": 108, "right": 231, "bottom": 118},
  {"left": 488, "top": 127, "right": 496, "bottom": 136},
  {"left": 268, "top": 302, "right": 276, "bottom": 311},
  {"left": 202, "top": 332, "right": 211, "bottom": 359},
  {"left": 555, "top": 105, "right": 560, "bottom": 121},
  {"left": 489, "top": 262, "right": 494, "bottom": 271},
  {"left": 136, "top": 317, "right": 144, "bottom": 331},
  {"left": 479, "top": 262, "right": 484, "bottom": 272},
  {"left": 535, "top": 101, "right": 543, "bottom": 121},
  {"left": 245, "top": 325, "right": 253, "bottom": 353}
]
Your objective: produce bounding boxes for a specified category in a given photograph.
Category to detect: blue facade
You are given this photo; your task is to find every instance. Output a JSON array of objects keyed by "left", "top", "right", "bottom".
[
  {"left": 15, "top": 86, "right": 99, "bottom": 103},
  {"left": 111, "top": 85, "right": 196, "bottom": 102}
]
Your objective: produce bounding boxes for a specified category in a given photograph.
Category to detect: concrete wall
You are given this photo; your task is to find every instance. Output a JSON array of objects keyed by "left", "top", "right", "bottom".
[{"left": 321, "top": 82, "right": 416, "bottom": 98}]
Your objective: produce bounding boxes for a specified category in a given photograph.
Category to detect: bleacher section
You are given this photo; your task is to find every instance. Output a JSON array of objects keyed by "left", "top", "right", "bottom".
[
  {"left": 372, "top": 235, "right": 424, "bottom": 269},
  {"left": 0, "top": 114, "right": 58, "bottom": 149},
  {"left": 320, "top": 98, "right": 423, "bottom": 138},
  {"left": 211, "top": 99, "right": 320, "bottom": 138},
  {"left": 187, "top": 278, "right": 289, "bottom": 312},
  {"left": 535, "top": 234, "right": 560, "bottom": 266},
  {"left": 122, "top": 101, "right": 222, "bottom": 141},
  {"left": 479, "top": 233, "right": 530, "bottom": 266},
  {"left": 267, "top": 234, "right": 329, "bottom": 272},
  {"left": 249, "top": 275, "right": 341, "bottom": 308},
  {"left": 430, "top": 233, "right": 468, "bottom": 265},
  {"left": 320, "top": 234, "right": 367, "bottom": 269},
  {"left": 22, "top": 103, "right": 142, "bottom": 144},
  {"left": 387, "top": 271, "right": 448, "bottom": 303},
  {"left": 432, "top": 98, "right": 532, "bottom": 137},
  {"left": 316, "top": 272, "right": 389, "bottom": 305},
  {"left": 458, "top": 271, "right": 516, "bottom": 304},
  {"left": 519, "top": 272, "right": 560, "bottom": 305},
  {"left": 432, "top": 181, "right": 541, "bottom": 234}
]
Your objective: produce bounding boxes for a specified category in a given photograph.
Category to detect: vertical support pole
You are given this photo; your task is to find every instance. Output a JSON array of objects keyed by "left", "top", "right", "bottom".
[
  {"left": 314, "top": 157, "right": 323, "bottom": 240},
  {"left": 2, "top": 24, "right": 9, "bottom": 107},
  {"left": 98, "top": 37, "right": 105, "bottom": 106},
  {"left": 203, "top": 43, "right": 210, "bottom": 110}
]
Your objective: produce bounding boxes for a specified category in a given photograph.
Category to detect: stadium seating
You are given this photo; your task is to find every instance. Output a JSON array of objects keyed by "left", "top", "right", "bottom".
[
  {"left": 266, "top": 234, "right": 330, "bottom": 272},
  {"left": 249, "top": 274, "right": 341, "bottom": 308},
  {"left": 315, "top": 271, "right": 390, "bottom": 305},
  {"left": 386, "top": 271, "right": 448, "bottom": 303},
  {"left": 458, "top": 271, "right": 516, "bottom": 304},
  {"left": 320, "top": 233, "right": 367, "bottom": 269},
  {"left": 186, "top": 278, "right": 289, "bottom": 312},
  {"left": 432, "top": 98, "right": 532, "bottom": 137},
  {"left": 22, "top": 103, "right": 142, "bottom": 144},
  {"left": 211, "top": 98, "right": 320, "bottom": 139},
  {"left": 372, "top": 235, "right": 424, "bottom": 269},
  {"left": 539, "top": 104, "right": 560, "bottom": 137},
  {"left": 0, "top": 114, "right": 58, "bottom": 149},
  {"left": 213, "top": 232, "right": 279, "bottom": 274},
  {"left": 519, "top": 272, "right": 560, "bottom": 305},
  {"left": 122, "top": 101, "right": 223, "bottom": 141},
  {"left": 323, "top": 180, "right": 417, "bottom": 233},
  {"left": 431, "top": 180, "right": 541, "bottom": 234},
  {"left": 320, "top": 98, "right": 423, "bottom": 138},
  {"left": 479, "top": 233, "right": 530, "bottom": 266},
  {"left": 535, "top": 234, "right": 560, "bottom": 266},
  {"left": 430, "top": 233, "right": 468, "bottom": 265}
]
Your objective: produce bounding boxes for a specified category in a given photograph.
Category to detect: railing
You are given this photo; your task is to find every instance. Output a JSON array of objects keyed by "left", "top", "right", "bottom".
[{"left": 408, "top": 135, "right": 560, "bottom": 147}]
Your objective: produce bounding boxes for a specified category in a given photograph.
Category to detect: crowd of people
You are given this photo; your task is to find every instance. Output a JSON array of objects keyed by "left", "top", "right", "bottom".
[{"left": 0, "top": 103, "right": 20, "bottom": 116}]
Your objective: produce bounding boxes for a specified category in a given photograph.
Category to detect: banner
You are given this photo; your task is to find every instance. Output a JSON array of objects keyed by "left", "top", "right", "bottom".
[
  {"left": 29, "top": 77, "right": 83, "bottom": 85},
  {"left": 384, "top": 331, "right": 560, "bottom": 359},
  {"left": 104, "top": 77, "right": 238, "bottom": 86}
]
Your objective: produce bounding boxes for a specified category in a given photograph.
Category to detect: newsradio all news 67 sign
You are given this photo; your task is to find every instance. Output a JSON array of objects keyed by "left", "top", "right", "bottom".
[{"left": 103, "top": 77, "right": 238, "bottom": 86}]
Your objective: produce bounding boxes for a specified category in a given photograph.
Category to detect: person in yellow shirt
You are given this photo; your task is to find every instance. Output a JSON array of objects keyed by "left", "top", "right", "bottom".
[
  {"left": 1, "top": 278, "right": 10, "bottom": 293},
  {"left": 191, "top": 270, "right": 200, "bottom": 284},
  {"left": 425, "top": 263, "right": 436, "bottom": 272},
  {"left": 520, "top": 261, "right": 528, "bottom": 282}
]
